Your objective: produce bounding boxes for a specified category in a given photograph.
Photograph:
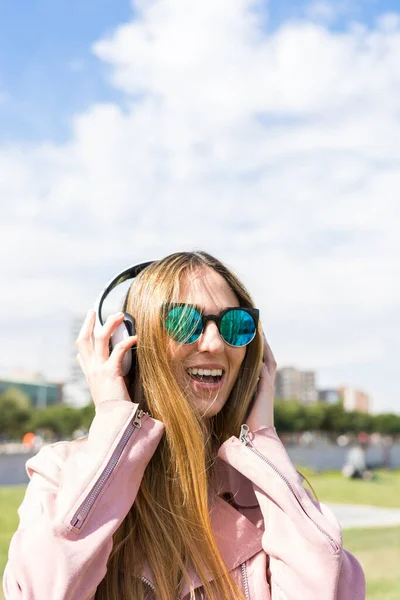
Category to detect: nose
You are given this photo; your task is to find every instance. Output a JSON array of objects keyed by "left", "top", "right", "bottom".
[{"left": 197, "top": 321, "right": 224, "bottom": 354}]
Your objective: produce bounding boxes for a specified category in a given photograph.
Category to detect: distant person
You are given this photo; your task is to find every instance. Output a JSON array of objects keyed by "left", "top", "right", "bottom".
[
  {"left": 21, "top": 432, "right": 35, "bottom": 449},
  {"left": 342, "top": 432, "right": 373, "bottom": 480},
  {"left": 3, "top": 252, "right": 366, "bottom": 599}
]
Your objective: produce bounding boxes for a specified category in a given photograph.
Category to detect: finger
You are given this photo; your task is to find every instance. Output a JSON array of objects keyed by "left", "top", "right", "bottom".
[
  {"left": 93, "top": 312, "right": 126, "bottom": 362},
  {"left": 258, "top": 364, "right": 275, "bottom": 426},
  {"left": 108, "top": 335, "right": 138, "bottom": 372},
  {"left": 262, "top": 332, "right": 277, "bottom": 378},
  {"left": 258, "top": 361, "right": 268, "bottom": 379},
  {"left": 258, "top": 362, "right": 275, "bottom": 394},
  {"left": 75, "top": 310, "right": 96, "bottom": 363},
  {"left": 76, "top": 353, "right": 88, "bottom": 382}
]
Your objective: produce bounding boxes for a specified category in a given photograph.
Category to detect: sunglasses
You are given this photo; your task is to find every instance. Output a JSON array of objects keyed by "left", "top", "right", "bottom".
[{"left": 163, "top": 304, "right": 259, "bottom": 347}]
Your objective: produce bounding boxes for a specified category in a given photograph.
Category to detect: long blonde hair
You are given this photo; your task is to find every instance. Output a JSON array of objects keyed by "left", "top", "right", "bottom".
[{"left": 95, "top": 251, "right": 263, "bottom": 600}]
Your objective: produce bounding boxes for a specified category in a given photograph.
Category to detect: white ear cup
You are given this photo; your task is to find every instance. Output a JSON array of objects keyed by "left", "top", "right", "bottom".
[
  {"left": 110, "top": 322, "right": 132, "bottom": 376},
  {"left": 94, "top": 261, "right": 153, "bottom": 377}
]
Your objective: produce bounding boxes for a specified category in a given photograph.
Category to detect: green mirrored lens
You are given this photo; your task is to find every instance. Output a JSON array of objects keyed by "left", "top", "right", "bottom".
[
  {"left": 165, "top": 306, "right": 203, "bottom": 344},
  {"left": 220, "top": 310, "right": 256, "bottom": 346}
]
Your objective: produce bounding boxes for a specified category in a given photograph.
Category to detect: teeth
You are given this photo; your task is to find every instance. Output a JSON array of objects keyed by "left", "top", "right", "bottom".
[{"left": 187, "top": 368, "right": 223, "bottom": 377}]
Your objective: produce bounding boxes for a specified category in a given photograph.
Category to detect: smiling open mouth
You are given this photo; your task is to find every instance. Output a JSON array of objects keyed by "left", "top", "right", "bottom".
[{"left": 186, "top": 367, "right": 224, "bottom": 384}]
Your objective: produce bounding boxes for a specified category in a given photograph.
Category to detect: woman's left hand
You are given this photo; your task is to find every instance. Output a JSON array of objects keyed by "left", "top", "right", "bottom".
[{"left": 246, "top": 333, "right": 277, "bottom": 431}]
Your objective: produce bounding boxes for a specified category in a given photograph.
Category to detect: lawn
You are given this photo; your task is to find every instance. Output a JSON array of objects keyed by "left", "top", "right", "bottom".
[
  {"left": 306, "top": 468, "right": 400, "bottom": 508},
  {"left": 307, "top": 470, "right": 400, "bottom": 598},
  {"left": 0, "top": 486, "right": 25, "bottom": 581},
  {"left": 343, "top": 527, "right": 400, "bottom": 600},
  {"left": 1, "top": 475, "right": 399, "bottom": 599}
]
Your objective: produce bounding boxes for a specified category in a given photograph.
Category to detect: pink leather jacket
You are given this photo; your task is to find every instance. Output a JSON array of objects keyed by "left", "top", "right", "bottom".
[{"left": 3, "top": 400, "right": 366, "bottom": 599}]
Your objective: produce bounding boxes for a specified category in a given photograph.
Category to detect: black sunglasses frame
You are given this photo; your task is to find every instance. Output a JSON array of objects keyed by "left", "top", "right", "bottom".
[{"left": 163, "top": 303, "right": 260, "bottom": 347}]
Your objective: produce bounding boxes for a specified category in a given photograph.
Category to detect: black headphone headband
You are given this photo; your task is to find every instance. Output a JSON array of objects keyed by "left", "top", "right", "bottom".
[{"left": 94, "top": 261, "right": 155, "bottom": 325}]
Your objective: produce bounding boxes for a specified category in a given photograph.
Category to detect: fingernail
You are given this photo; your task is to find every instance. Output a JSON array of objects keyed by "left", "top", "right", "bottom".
[{"left": 116, "top": 312, "right": 124, "bottom": 317}]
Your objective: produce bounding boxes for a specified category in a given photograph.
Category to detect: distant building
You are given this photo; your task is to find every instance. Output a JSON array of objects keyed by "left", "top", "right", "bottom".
[
  {"left": 63, "top": 315, "right": 91, "bottom": 407},
  {"left": 318, "top": 389, "right": 341, "bottom": 404},
  {"left": 275, "top": 367, "right": 317, "bottom": 404},
  {"left": 0, "top": 372, "right": 63, "bottom": 408},
  {"left": 339, "top": 386, "right": 370, "bottom": 413}
]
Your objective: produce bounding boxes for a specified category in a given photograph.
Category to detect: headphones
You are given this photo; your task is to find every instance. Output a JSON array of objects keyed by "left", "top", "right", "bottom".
[{"left": 93, "top": 261, "right": 155, "bottom": 376}]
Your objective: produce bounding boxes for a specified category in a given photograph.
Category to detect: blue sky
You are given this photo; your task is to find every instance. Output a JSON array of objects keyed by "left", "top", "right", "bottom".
[
  {"left": 267, "top": 0, "right": 400, "bottom": 29},
  {"left": 1, "top": 0, "right": 400, "bottom": 413},
  {"left": 1, "top": 0, "right": 399, "bottom": 143},
  {"left": 0, "top": 0, "right": 131, "bottom": 141}
]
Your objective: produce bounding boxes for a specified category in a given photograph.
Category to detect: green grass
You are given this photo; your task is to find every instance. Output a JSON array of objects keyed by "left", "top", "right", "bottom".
[
  {"left": 0, "top": 487, "right": 25, "bottom": 573},
  {"left": 0, "top": 486, "right": 26, "bottom": 600},
  {"left": 304, "top": 469, "right": 400, "bottom": 508},
  {"left": 303, "top": 470, "right": 400, "bottom": 598},
  {"left": 344, "top": 527, "right": 400, "bottom": 600},
  {"left": 1, "top": 477, "right": 399, "bottom": 599}
]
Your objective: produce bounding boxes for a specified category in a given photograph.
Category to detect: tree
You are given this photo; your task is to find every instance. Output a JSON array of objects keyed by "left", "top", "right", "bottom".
[
  {"left": 372, "top": 413, "right": 400, "bottom": 435},
  {"left": 345, "top": 411, "right": 374, "bottom": 434},
  {"left": 0, "top": 387, "right": 32, "bottom": 439},
  {"left": 274, "top": 399, "right": 302, "bottom": 432},
  {"left": 79, "top": 403, "right": 95, "bottom": 431},
  {"left": 30, "top": 405, "right": 83, "bottom": 439}
]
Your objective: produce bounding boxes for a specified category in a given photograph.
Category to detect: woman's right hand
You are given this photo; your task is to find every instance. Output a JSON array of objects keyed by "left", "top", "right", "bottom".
[{"left": 75, "top": 309, "right": 137, "bottom": 406}]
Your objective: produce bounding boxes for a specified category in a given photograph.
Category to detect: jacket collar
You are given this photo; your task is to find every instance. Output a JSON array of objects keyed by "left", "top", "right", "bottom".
[{"left": 142, "top": 460, "right": 264, "bottom": 598}]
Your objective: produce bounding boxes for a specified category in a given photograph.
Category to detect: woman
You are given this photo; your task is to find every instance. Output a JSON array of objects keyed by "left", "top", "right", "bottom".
[{"left": 3, "top": 251, "right": 365, "bottom": 600}]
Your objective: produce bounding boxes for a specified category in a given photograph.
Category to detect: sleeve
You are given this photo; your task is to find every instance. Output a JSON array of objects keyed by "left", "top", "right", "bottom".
[
  {"left": 2, "top": 401, "right": 165, "bottom": 600},
  {"left": 217, "top": 425, "right": 366, "bottom": 600}
]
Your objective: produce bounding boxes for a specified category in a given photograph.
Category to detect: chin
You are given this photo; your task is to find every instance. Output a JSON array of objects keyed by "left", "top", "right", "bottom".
[{"left": 191, "top": 395, "right": 228, "bottom": 418}]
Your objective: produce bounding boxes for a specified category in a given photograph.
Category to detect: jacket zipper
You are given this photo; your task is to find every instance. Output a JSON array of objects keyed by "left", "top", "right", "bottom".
[
  {"left": 239, "top": 424, "right": 340, "bottom": 553},
  {"left": 241, "top": 561, "right": 250, "bottom": 599},
  {"left": 70, "top": 409, "right": 147, "bottom": 529},
  {"left": 142, "top": 575, "right": 156, "bottom": 594},
  {"left": 142, "top": 567, "right": 250, "bottom": 599}
]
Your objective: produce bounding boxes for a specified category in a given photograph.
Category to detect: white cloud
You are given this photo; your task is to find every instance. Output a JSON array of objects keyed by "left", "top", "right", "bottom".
[
  {"left": 1, "top": 0, "right": 399, "bottom": 412},
  {"left": 304, "top": 0, "right": 351, "bottom": 25},
  {"left": 305, "top": 1, "right": 338, "bottom": 24},
  {"left": 304, "top": 1, "right": 362, "bottom": 25},
  {"left": 377, "top": 12, "right": 400, "bottom": 32}
]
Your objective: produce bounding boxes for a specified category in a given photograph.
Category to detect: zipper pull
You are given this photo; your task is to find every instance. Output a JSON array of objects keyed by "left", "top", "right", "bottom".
[
  {"left": 133, "top": 409, "right": 144, "bottom": 428},
  {"left": 240, "top": 424, "right": 250, "bottom": 445},
  {"left": 133, "top": 408, "right": 152, "bottom": 429}
]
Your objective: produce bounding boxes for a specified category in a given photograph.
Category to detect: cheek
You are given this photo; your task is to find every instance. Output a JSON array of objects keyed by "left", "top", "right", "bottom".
[
  {"left": 229, "top": 348, "right": 246, "bottom": 376},
  {"left": 166, "top": 342, "right": 190, "bottom": 386},
  {"left": 167, "top": 339, "right": 192, "bottom": 364}
]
